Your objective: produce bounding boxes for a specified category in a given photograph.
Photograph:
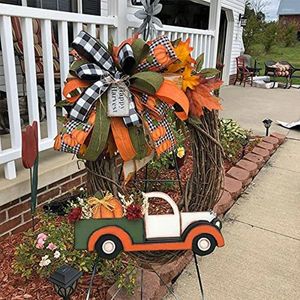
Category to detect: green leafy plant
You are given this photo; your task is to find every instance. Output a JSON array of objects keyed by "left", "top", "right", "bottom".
[
  {"left": 13, "top": 213, "right": 137, "bottom": 294},
  {"left": 219, "top": 119, "right": 251, "bottom": 163}
]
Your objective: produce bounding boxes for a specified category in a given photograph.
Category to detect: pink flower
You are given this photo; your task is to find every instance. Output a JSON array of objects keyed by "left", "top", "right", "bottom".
[
  {"left": 36, "top": 233, "right": 48, "bottom": 249},
  {"left": 36, "top": 239, "right": 45, "bottom": 249},
  {"left": 47, "top": 243, "right": 57, "bottom": 251},
  {"left": 37, "top": 233, "right": 48, "bottom": 241}
]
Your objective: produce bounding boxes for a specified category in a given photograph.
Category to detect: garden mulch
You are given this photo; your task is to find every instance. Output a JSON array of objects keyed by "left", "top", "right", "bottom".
[{"left": 0, "top": 233, "right": 110, "bottom": 300}]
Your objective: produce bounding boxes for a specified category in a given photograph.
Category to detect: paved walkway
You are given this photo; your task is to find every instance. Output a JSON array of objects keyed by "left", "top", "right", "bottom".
[
  {"left": 220, "top": 86, "right": 300, "bottom": 140},
  {"left": 165, "top": 86, "right": 300, "bottom": 300}
]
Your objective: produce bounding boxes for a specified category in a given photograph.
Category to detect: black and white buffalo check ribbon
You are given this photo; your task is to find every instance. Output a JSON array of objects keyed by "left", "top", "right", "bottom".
[{"left": 69, "top": 31, "right": 140, "bottom": 125}]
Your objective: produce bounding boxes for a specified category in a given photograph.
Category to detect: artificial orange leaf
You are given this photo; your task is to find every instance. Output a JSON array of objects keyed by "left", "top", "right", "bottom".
[
  {"left": 186, "top": 77, "right": 223, "bottom": 117},
  {"left": 182, "top": 66, "right": 200, "bottom": 91},
  {"left": 167, "top": 38, "right": 195, "bottom": 73}
]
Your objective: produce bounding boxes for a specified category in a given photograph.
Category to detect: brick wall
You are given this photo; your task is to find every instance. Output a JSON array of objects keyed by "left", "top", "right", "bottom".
[
  {"left": 0, "top": 170, "right": 87, "bottom": 240},
  {"left": 279, "top": 15, "right": 300, "bottom": 31}
]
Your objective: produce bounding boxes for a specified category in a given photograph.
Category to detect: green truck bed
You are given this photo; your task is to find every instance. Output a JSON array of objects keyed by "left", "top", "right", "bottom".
[{"left": 74, "top": 218, "right": 145, "bottom": 249}]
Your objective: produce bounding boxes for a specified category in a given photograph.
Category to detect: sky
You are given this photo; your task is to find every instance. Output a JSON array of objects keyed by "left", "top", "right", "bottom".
[{"left": 264, "top": 0, "right": 281, "bottom": 21}]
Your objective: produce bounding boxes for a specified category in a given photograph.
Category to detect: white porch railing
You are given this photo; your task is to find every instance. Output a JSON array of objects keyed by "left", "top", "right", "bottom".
[
  {"left": 0, "top": 3, "right": 117, "bottom": 180},
  {"left": 127, "top": 24, "right": 215, "bottom": 69}
]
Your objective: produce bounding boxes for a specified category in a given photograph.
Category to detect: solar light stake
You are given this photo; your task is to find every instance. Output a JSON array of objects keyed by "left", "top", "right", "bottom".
[
  {"left": 263, "top": 119, "right": 273, "bottom": 136},
  {"left": 49, "top": 265, "right": 82, "bottom": 300}
]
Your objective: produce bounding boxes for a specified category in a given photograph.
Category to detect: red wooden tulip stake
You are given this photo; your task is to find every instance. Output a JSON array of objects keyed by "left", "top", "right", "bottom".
[{"left": 22, "top": 121, "right": 39, "bottom": 230}]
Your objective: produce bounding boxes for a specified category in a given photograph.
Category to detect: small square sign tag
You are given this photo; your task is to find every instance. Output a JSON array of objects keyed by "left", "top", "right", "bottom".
[{"left": 107, "top": 83, "right": 130, "bottom": 117}]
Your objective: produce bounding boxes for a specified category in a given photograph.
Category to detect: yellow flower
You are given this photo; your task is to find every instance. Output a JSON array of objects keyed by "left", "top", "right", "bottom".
[
  {"left": 168, "top": 38, "right": 195, "bottom": 73},
  {"left": 182, "top": 66, "right": 199, "bottom": 91},
  {"left": 177, "top": 147, "right": 185, "bottom": 158}
]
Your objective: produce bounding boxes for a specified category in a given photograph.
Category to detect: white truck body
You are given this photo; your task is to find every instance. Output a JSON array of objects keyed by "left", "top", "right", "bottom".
[{"left": 144, "top": 192, "right": 217, "bottom": 239}]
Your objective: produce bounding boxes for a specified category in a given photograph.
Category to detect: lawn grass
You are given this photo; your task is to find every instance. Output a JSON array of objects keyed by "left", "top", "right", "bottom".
[{"left": 249, "top": 42, "right": 300, "bottom": 85}]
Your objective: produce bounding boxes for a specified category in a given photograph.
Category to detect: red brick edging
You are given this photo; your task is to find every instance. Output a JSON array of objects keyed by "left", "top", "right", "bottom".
[{"left": 213, "top": 132, "right": 286, "bottom": 216}]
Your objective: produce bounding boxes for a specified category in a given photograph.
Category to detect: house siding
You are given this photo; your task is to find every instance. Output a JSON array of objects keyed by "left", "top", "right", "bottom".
[{"left": 221, "top": 0, "right": 246, "bottom": 76}]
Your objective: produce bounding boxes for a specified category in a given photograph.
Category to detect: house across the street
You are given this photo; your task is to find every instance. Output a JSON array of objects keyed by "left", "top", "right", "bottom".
[
  {"left": 0, "top": 0, "right": 246, "bottom": 238},
  {"left": 278, "top": 0, "right": 300, "bottom": 40}
]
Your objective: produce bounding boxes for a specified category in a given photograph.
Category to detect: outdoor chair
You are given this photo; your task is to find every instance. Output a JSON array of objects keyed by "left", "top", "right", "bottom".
[
  {"left": 264, "top": 60, "right": 292, "bottom": 89},
  {"left": 234, "top": 56, "right": 254, "bottom": 87},
  {"left": 11, "top": 17, "right": 61, "bottom": 95},
  {"left": 290, "top": 64, "right": 300, "bottom": 89}
]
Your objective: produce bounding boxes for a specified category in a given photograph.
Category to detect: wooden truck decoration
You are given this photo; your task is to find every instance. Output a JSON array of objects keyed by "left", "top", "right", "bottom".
[{"left": 75, "top": 192, "right": 224, "bottom": 259}]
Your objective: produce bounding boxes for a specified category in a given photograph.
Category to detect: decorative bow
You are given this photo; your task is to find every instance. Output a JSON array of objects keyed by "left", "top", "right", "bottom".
[
  {"left": 68, "top": 31, "right": 140, "bottom": 125},
  {"left": 87, "top": 194, "right": 115, "bottom": 213}
]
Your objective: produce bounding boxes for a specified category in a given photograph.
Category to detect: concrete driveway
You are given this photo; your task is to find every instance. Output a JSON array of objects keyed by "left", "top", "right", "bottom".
[{"left": 220, "top": 86, "right": 300, "bottom": 140}]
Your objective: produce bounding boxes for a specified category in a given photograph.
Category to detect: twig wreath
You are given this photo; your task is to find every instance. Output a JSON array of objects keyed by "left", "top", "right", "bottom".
[{"left": 54, "top": 9, "right": 223, "bottom": 264}]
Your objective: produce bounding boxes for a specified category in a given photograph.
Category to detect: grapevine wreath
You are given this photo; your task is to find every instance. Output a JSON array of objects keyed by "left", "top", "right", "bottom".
[{"left": 54, "top": 30, "right": 223, "bottom": 264}]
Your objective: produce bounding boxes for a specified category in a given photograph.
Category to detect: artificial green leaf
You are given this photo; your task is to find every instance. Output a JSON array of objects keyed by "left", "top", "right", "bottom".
[
  {"left": 55, "top": 100, "right": 73, "bottom": 108},
  {"left": 171, "top": 38, "right": 181, "bottom": 47},
  {"left": 95, "top": 191, "right": 104, "bottom": 198},
  {"left": 128, "top": 126, "right": 148, "bottom": 160},
  {"left": 146, "top": 55, "right": 154, "bottom": 64},
  {"left": 69, "top": 59, "right": 89, "bottom": 76},
  {"left": 200, "top": 68, "right": 220, "bottom": 78},
  {"left": 130, "top": 71, "right": 163, "bottom": 95},
  {"left": 108, "top": 36, "right": 115, "bottom": 55},
  {"left": 57, "top": 116, "right": 68, "bottom": 124},
  {"left": 195, "top": 53, "right": 204, "bottom": 72},
  {"left": 131, "top": 38, "right": 150, "bottom": 65},
  {"left": 81, "top": 95, "right": 110, "bottom": 161}
]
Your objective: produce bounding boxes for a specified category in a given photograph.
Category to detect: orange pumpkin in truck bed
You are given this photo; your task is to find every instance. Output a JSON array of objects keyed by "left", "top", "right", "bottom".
[{"left": 88, "top": 195, "right": 123, "bottom": 219}]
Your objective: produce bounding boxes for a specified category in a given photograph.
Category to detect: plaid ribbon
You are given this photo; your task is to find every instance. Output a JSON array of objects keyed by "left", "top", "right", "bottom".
[
  {"left": 69, "top": 31, "right": 140, "bottom": 124},
  {"left": 137, "top": 36, "right": 177, "bottom": 72},
  {"left": 59, "top": 119, "right": 92, "bottom": 154}
]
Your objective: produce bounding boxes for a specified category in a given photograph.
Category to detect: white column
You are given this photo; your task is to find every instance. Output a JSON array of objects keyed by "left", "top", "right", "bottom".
[{"left": 209, "top": 0, "right": 221, "bottom": 68}]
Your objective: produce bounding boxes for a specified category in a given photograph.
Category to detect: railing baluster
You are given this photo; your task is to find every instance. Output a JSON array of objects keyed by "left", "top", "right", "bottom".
[
  {"left": 40, "top": 19, "right": 57, "bottom": 140},
  {"left": 87, "top": 23, "right": 97, "bottom": 37},
  {"left": 100, "top": 24, "right": 109, "bottom": 44},
  {"left": 0, "top": 16, "right": 21, "bottom": 179},
  {"left": 195, "top": 34, "right": 199, "bottom": 57},
  {"left": 58, "top": 21, "right": 69, "bottom": 116},
  {"left": 20, "top": 17, "right": 40, "bottom": 129},
  {"left": 203, "top": 35, "right": 208, "bottom": 68},
  {"left": 199, "top": 34, "right": 203, "bottom": 55},
  {"left": 206, "top": 36, "right": 211, "bottom": 67},
  {"left": 73, "top": 22, "right": 83, "bottom": 39}
]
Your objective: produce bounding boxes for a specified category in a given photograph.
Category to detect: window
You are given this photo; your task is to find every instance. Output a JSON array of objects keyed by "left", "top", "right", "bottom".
[
  {"left": 27, "top": 0, "right": 74, "bottom": 12},
  {"left": 83, "top": 0, "right": 101, "bottom": 16},
  {"left": 0, "top": 0, "right": 101, "bottom": 15},
  {"left": 159, "top": 0, "right": 209, "bottom": 30},
  {"left": 0, "top": 0, "right": 21, "bottom": 4}
]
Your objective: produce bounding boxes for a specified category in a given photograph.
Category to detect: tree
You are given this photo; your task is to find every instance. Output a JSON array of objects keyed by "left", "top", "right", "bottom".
[
  {"left": 262, "top": 21, "right": 278, "bottom": 53},
  {"left": 247, "top": 0, "right": 271, "bottom": 15},
  {"left": 243, "top": 1, "right": 265, "bottom": 52}
]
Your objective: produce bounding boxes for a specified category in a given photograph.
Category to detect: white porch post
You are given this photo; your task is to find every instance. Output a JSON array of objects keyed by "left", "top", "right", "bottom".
[
  {"left": 209, "top": 0, "right": 221, "bottom": 68},
  {"left": 108, "top": 0, "right": 127, "bottom": 43}
]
